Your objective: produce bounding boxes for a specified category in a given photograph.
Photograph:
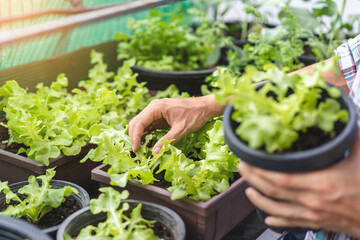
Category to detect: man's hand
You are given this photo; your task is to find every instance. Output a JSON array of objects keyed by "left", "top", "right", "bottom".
[
  {"left": 238, "top": 128, "right": 360, "bottom": 238},
  {"left": 129, "top": 94, "right": 226, "bottom": 153}
]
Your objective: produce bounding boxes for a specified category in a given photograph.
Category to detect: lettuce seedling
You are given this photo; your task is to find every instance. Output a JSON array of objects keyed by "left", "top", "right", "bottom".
[
  {"left": 82, "top": 118, "right": 238, "bottom": 201},
  {"left": 215, "top": 58, "right": 349, "bottom": 153},
  {"left": 0, "top": 168, "right": 78, "bottom": 224},
  {"left": 65, "top": 187, "right": 160, "bottom": 240},
  {"left": 0, "top": 51, "right": 187, "bottom": 165},
  {"left": 116, "top": 9, "right": 232, "bottom": 71}
]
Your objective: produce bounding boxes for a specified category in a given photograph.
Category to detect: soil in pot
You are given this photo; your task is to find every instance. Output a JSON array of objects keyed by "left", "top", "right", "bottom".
[
  {"left": 0, "top": 194, "right": 81, "bottom": 229},
  {"left": 0, "top": 124, "right": 26, "bottom": 154},
  {"left": 69, "top": 216, "right": 174, "bottom": 240},
  {"left": 153, "top": 221, "right": 174, "bottom": 240}
]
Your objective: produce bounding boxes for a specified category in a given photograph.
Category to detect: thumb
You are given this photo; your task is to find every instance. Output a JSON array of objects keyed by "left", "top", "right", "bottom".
[{"left": 152, "top": 128, "right": 182, "bottom": 154}]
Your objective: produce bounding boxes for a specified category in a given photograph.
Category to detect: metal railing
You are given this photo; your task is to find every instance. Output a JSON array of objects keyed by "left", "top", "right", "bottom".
[{"left": 0, "top": 0, "right": 183, "bottom": 46}]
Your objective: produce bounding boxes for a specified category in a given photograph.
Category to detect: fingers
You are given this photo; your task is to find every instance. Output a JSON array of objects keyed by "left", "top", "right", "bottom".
[
  {"left": 152, "top": 125, "right": 183, "bottom": 153},
  {"left": 238, "top": 162, "right": 333, "bottom": 193},
  {"left": 129, "top": 102, "right": 163, "bottom": 152},
  {"left": 245, "top": 187, "right": 325, "bottom": 229}
]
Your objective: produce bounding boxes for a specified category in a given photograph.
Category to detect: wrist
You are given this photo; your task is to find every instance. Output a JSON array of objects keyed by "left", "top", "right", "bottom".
[{"left": 201, "top": 94, "right": 227, "bottom": 118}]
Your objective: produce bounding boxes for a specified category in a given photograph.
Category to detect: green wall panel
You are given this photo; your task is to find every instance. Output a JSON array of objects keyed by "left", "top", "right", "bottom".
[{"left": 0, "top": 0, "right": 192, "bottom": 70}]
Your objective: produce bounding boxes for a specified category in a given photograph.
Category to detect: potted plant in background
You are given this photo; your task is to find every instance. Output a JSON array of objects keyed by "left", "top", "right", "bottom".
[
  {"left": 202, "top": 6, "right": 305, "bottom": 96},
  {"left": 0, "top": 215, "right": 52, "bottom": 240},
  {"left": 116, "top": 9, "right": 232, "bottom": 95},
  {"left": 0, "top": 168, "right": 90, "bottom": 238},
  {"left": 217, "top": 59, "right": 357, "bottom": 231},
  {"left": 57, "top": 187, "right": 186, "bottom": 240},
  {"left": 291, "top": 0, "right": 352, "bottom": 65}
]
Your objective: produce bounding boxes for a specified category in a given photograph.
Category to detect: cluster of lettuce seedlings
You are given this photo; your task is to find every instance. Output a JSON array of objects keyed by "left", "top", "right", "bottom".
[
  {"left": 65, "top": 187, "right": 163, "bottom": 240},
  {"left": 215, "top": 58, "right": 349, "bottom": 153},
  {"left": 0, "top": 51, "right": 187, "bottom": 166},
  {"left": 0, "top": 48, "right": 240, "bottom": 203},
  {"left": 0, "top": 169, "right": 162, "bottom": 239},
  {"left": 116, "top": 9, "right": 233, "bottom": 71}
]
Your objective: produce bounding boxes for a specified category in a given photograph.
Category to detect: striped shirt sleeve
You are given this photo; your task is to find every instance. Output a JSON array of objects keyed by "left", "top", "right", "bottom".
[{"left": 334, "top": 34, "right": 360, "bottom": 91}]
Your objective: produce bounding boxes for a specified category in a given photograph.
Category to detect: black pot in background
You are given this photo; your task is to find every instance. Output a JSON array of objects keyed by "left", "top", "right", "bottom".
[
  {"left": 223, "top": 84, "right": 358, "bottom": 233},
  {"left": 0, "top": 215, "right": 52, "bottom": 240},
  {"left": 0, "top": 179, "right": 90, "bottom": 239},
  {"left": 298, "top": 55, "right": 319, "bottom": 66},
  {"left": 132, "top": 65, "right": 217, "bottom": 96},
  {"left": 56, "top": 199, "right": 186, "bottom": 240}
]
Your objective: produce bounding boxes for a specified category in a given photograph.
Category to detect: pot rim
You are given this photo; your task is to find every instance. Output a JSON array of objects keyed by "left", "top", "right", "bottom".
[
  {"left": 0, "top": 215, "right": 52, "bottom": 240},
  {"left": 132, "top": 64, "right": 216, "bottom": 75}
]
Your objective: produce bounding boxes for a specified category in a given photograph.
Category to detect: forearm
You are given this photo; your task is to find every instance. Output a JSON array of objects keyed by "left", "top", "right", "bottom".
[{"left": 291, "top": 57, "right": 349, "bottom": 93}]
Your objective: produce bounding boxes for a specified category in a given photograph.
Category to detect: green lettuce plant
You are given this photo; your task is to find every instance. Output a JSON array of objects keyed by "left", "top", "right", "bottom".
[
  {"left": 0, "top": 51, "right": 186, "bottom": 165},
  {"left": 81, "top": 119, "right": 238, "bottom": 201},
  {"left": 290, "top": 0, "right": 352, "bottom": 59},
  {"left": 0, "top": 168, "right": 78, "bottom": 224},
  {"left": 116, "top": 9, "right": 232, "bottom": 71},
  {"left": 65, "top": 187, "right": 160, "bottom": 240},
  {"left": 216, "top": 59, "right": 349, "bottom": 153}
]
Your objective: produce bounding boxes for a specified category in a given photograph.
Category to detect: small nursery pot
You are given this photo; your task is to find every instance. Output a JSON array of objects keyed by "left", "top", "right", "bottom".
[
  {"left": 0, "top": 179, "right": 90, "bottom": 239},
  {"left": 0, "top": 215, "right": 52, "bottom": 240},
  {"left": 224, "top": 87, "right": 358, "bottom": 173},
  {"left": 132, "top": 65, "right": 216, "bottom": 95},
  {"left": 56, "top": 199, "right": 186, "bottom": 240},
  {"left": 223, "top": 84, "right": 358, "bottom": 233}
]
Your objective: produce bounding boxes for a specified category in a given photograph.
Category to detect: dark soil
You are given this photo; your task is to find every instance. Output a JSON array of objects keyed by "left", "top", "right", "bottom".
[
  {"left": 0, "top": 124, "right": 27, "bottom": 155},
  {"left": 0, "top": 194, "right": 81, "bottom": 229},
  {"left": 152, "top": 169, "right": 172, "bottom": 189},
  {"left": 284, "top": 121, "right": 345, "bottom": 153},
  {"left": 153, "top": 220, "right": 174, "bottom": 240},
  {"left": 70, "top": 212, "right": 174, "bottom": 239}
]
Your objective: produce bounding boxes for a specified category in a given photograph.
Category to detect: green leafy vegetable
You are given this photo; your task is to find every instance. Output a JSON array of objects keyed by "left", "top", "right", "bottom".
[
  {"left": 116, "top": 9, "right": 232, "bottom": 71},
  {"left": 82, "top": 119, "right": 239, "bottom": 201},
  {"left": 0, "top": 51, "right": 186, "bottom": 165},
  {"left": 215, "top": 58, "right": 348, "bottom": 153},
  {"left": 65, "top": 187, "right": 160, "bottom": 240},
  {"left": 0, "top": 168, "right": 78, "bottom": 224},
  {"left": 290, "top": 0, "right": 350, "bottom": 58}
]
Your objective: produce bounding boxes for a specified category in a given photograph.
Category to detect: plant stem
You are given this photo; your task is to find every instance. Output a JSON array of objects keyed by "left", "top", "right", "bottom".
[{"left": 340, "top": 0, "right": 346, "bottom": 17}]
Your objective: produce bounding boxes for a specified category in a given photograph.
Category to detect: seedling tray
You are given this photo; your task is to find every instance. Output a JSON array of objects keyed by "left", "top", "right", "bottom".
[{"left": 91, "top": 164, "right": 255, "bottom": 240}]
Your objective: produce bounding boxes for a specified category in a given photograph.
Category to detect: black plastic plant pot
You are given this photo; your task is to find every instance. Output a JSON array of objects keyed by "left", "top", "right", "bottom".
[
  {"left": 131, "top": 65, "right": 216, "bottom": 95},
  {"left": 223, "top": 91, "right": 358, "bottom": 173},
  {"left": 0, "top": 215, "right": 52, "bottom": 240},
  {"left": 298, "top": 55, "right": 319, "bottom": 66},
  {"left": 0, "top": 179, "right": 90, "bottom": 239},
  {"left": 56, "top": 200, "right": 186, "bottom": 240},
  {"left": 223, "top": 85, "right": 358, "bottom": 233}
]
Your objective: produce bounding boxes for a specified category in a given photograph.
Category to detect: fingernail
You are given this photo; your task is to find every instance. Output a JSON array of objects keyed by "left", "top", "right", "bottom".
[
  {"left": 245, "top": 188, "right": 253, "bottom": 197},
  {"left": 153, "top": 147, "right": 160, "bottom": 154},
  {"left": 237, "top": 162, "right": 244, "bottom": 172},
  {"left": 264, "top": 217, "right": 273, "bottom": 226}
]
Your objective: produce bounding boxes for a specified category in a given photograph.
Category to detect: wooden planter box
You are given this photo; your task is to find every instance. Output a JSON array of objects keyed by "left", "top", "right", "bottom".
[
  {"left": 0, "top": 141, "right": 99, "bottom": 192},
  {"left": 0, "top": 41, "right": 118, "bottom": 193},
  {"left": 91, "top": 164, "right": 255, "bottom": 240}
]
